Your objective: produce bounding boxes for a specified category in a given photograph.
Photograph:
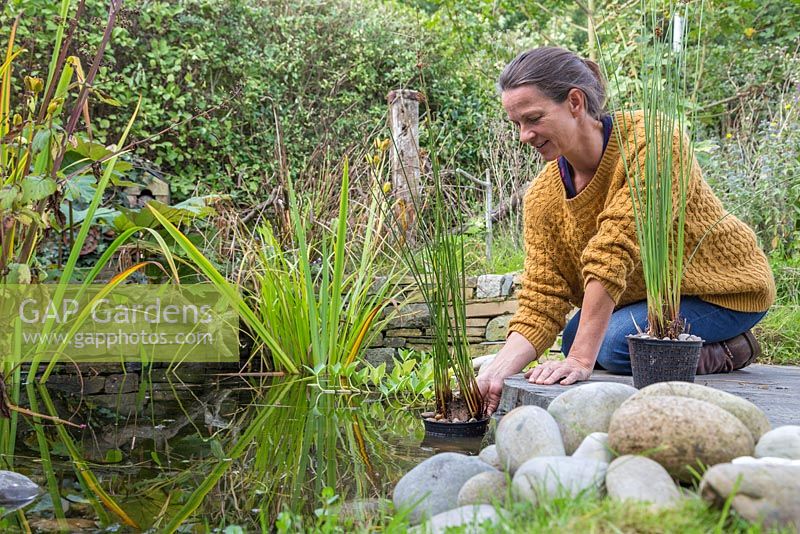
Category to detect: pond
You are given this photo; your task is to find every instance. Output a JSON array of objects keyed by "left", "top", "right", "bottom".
[{"left": 2, "top": 368, "right": 487, "bottom": 531}]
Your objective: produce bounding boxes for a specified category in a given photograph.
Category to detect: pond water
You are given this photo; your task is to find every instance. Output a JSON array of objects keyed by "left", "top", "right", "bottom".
[{"left": 3, "top": 372, "right": 487, "bottom": 531}]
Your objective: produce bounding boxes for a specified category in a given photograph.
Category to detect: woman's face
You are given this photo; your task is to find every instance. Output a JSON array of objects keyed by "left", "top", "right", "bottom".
[{"left": 501, "top": 85, "right": 581, "bottom": 162}]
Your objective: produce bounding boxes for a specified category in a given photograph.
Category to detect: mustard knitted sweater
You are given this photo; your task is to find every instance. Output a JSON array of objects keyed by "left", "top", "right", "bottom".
[{"left": 508, "top": 110, "right": 776, "bottom": 358}]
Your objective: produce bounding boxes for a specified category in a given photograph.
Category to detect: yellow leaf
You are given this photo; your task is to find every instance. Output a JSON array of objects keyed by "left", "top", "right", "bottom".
[{"left": 744, "top": 27, "right": 756, "bottom": 38}]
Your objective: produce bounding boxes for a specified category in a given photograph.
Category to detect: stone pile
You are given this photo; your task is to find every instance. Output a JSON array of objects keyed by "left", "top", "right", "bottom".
[{"left": 393, "top": 382, "right": 800, "bottom": 532}]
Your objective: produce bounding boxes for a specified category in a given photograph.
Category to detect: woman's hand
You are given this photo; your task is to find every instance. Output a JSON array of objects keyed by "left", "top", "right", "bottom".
[
  {"left": 525, "top": 356, "right": 592, "bottom": 385},
  {"left": 477, "top": 332, "right": 537, "bottom": 415}
]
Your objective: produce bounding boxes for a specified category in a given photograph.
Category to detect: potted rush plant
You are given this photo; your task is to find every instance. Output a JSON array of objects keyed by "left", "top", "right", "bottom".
[
  {"left": 611, "top": 1, "right": 705, "bottom": 388},
  {"left": 377, "top": 124, "right": 486, "bottom": 437}
]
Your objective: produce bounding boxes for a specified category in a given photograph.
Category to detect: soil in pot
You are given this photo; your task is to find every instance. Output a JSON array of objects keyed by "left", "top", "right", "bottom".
[
  {"left": 628, "top": 333, "right": 703, "bottom": 389},
  {"left": 421, "top": 395, "right": 488, "bottom": 438}
]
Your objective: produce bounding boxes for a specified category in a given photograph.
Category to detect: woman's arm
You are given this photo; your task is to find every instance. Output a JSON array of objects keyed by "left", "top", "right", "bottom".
[
  {"left": 526, "top": 278, "right": 614, "bottom": 385},
  {"left": 476, "top": 331, "right": 537, "bottom": 415}
]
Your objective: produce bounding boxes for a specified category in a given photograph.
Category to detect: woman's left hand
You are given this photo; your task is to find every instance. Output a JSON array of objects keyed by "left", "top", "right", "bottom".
[{"left": 524, "top": 356, "right": 592, "bottom": 385}]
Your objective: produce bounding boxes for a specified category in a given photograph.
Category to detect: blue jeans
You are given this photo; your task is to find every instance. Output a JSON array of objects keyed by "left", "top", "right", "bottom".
[{"left": 561, "top": 297, "right": 767, "bottom": 375}]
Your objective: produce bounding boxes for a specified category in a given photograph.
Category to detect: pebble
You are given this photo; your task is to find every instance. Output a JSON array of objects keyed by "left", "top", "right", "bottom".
[
  {"left": 605, "top": 455, "right": 682, "bottom": 510},
  {"left": 547, "top": 382, "right": 637, "bottom": 454},
  {"left": 512, "top": 456, "right": 607, "bottom": 506},
  {"left": 0, "top": 471, "right": 41, "bottom": 504},
  {"left": 495, "top": 406, "right": 565, "bottom": 473},
  {"left": 700, "top": 463, "right": 800, "bottom": 530},
  {"left": 412, "top": 504, "right": 505, "bottom": 534},
  {"left": 755, "top": 425, "right": 800, "bottom": 459}
]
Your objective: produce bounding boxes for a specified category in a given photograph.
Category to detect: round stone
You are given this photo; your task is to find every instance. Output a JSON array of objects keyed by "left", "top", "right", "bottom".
[
  {"left": 626, "top": 381, "right": 771, "bottom": 442},
  {"left": 0, "top": 471, "right": 40, "bottom": 504},
  {"left": 547, "top": 382, "right": 637, "bottom": 454},
  {"left": 608, "top": 396, "right": 754, "bottom": 481},
  {"left": 412, "top": 504, "right": 505, "bottom": 534},
  {"left": 512, "top": 456, "right": 607, "bottom": 506},
  {"left": 755, "top": 425, "right": 800, "bottom": 459},
  {"left": 701, "top": 463, "right": 800, "bottom": 530},
  {"left": 605, "top": 455, "right": 682, "bottom": 510},
  {"left": 572, "top": 432, "right": 612, "bottom": 464},
  {"left": 478, "top": 445, "right": 502, "bottom": 470},
  {"left": 495, "top": 406, "right": 565, "bottom": 474},
  {"left": 457, "top": 471, "right": 508, "bottom": 506},
  {"left": 393, "top": 452, "right": 497, "bottom": 524}
]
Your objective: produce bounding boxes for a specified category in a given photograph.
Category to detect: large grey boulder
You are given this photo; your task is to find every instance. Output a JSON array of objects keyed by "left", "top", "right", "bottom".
[
  {"left": 605, "top": 455, "right": 682, "bottom": 510},
  {"left": 412, "top": 505, "right": 505, "bottom": 534},
  {"left": 0, "top": 471, "right": 40, "bottom": 504},
  {"left": 700, "top": 463, "right": 800, "bottom": 530},
  {"left": 755, "top": 425, "right": 800, "bottom": 459},
  {"left": 547, "top": 382, "right": 637, "bottom": 454},
  {"left": 495, "top": 406, "right": 565, "bottom": 474},
  {"left": 608, "top": 396, "right": 754, "bottom": 481},
  {"left": 512, "top": 456, "right": 607, "bottom": 506},
  {"left": 457, "top": 471, "right": 508, "bottom": 506},
  {"left": 393, "top": 453, "right": 496, "bottom": 524},
  {"left": 572, "top": 432, "right": 613, "bottom": 464},
  {"left": 626, "top": 381, "right": 770, "bottom": 442}
]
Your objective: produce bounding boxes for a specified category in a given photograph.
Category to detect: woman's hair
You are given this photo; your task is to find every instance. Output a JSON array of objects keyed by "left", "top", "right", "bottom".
[{"left": 497, "top": 47, "right": 608, "bottom": 120}]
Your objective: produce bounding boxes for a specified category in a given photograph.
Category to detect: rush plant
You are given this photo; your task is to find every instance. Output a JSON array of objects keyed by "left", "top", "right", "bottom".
[
  {"left": 380, "top": 128, "right": 484, "bottom": 421},
  {"left": 604, "top": 0, "right": 705, "bottom": 338}
]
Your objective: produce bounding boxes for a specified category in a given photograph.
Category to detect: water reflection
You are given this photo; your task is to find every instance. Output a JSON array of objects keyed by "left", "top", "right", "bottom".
[{"left": 4, "top": 372, "right": 485, "bottom": 530}]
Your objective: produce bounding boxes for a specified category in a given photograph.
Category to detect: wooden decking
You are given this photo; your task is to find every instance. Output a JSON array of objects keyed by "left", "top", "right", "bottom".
[{"left": 497, "top": 364, "right": 800, "bottom": 427}]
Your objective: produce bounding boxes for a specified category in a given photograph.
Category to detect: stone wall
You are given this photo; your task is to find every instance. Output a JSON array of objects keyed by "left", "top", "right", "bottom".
[{"left": 364, "top": 273, "right": 525, "bottom": 369}]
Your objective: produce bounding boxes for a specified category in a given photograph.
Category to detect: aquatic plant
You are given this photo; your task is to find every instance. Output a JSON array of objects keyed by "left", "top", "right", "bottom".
[
  {"left": 152, "top": 158, "right": 403, "bottom": 378},
  {"left": 602, "top": 0, "right": 704, "bottom": 338},
  {"left": 379, "top": 126, "right": 484, "bottom": 420}
]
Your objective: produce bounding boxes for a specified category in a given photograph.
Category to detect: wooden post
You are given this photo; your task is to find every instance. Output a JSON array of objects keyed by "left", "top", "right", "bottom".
[{"left": 386, "top": 89, "right": 423, "bottom": 244}]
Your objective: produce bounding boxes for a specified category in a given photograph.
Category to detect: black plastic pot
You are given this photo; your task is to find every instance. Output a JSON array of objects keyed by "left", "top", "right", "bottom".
[
  {"left": 422, "top": 416, "right": 489, "bottom": 438},
  {"left": 628, "top": 335, "right": 703, "bottom": 389}
]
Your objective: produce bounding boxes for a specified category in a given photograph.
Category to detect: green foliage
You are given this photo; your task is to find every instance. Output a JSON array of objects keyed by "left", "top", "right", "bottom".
[
  {"left": 247, "top": 160, "right": 404, "bottom": 376},
  {"left": 700, "top": 81, "right": 800, "bottom": 259}
]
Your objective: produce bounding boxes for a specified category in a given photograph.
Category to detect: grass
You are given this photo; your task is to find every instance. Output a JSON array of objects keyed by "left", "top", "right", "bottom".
[
  {"left": 755, "top": 305, "right": 800, "bottom": 366},
  {"left": 272, "top": 487, "right": 792, "bottom": 533}
]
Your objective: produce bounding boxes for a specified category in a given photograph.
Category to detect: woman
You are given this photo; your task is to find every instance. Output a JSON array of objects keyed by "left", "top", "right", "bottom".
[{"left": 477, "top": 47, "right": 776, "bottom": 415}]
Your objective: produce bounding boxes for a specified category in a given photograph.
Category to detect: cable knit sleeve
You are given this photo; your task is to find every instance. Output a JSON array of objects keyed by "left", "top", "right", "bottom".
[{"left": 508, "top": 191, "right": 575, "bottom": 359}]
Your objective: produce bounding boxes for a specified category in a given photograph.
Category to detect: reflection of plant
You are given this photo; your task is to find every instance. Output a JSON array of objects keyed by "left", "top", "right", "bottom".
[{"left": 353, "top": 348, "right": 434, "bottom": 403}]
